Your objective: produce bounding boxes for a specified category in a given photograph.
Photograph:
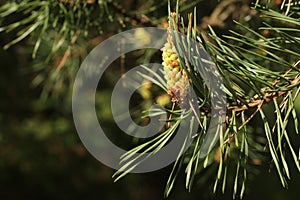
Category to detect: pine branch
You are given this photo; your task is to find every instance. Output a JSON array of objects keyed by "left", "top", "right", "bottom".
[
  {"left": 229, "top": 60, "right": 300, "bottom": 112},
  {"left": 114, "top": 1, "right": 300, "bottom": 198},
  {"left": 1, "top": 0, "right": 300, "bottom": 199}
]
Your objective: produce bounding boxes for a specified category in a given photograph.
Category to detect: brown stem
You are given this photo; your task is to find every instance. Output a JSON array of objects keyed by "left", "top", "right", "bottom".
[
  {"left": 55, "top": 30, "right": 80, "bottom": 72},
  {"left": 107, "top": 1, "right": 156, "bottom": 27}
]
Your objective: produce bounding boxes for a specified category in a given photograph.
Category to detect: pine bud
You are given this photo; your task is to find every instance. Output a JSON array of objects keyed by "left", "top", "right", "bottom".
[{"left": 161, "top": 41, "right": 190, "bottom": 106}]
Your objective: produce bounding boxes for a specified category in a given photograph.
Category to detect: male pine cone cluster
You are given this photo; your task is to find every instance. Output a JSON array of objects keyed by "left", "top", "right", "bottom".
[{"left": 161, "top": 39, "right": 190, "bottom": 106}]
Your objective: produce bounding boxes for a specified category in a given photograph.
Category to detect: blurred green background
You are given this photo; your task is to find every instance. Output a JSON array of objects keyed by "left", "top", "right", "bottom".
[{"left": 1, "top": 0, "right": 300, "bottom": 199}]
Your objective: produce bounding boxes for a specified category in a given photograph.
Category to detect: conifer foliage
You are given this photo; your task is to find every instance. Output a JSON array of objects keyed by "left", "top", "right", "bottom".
[{"left": 1, "top": 0, "right": 300, "bottom": 199}]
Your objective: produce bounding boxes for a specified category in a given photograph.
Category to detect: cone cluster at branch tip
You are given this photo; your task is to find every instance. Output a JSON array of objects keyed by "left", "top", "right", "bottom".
[{"left": 161, "top": 29, "right": 189, "bottom": 105}]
